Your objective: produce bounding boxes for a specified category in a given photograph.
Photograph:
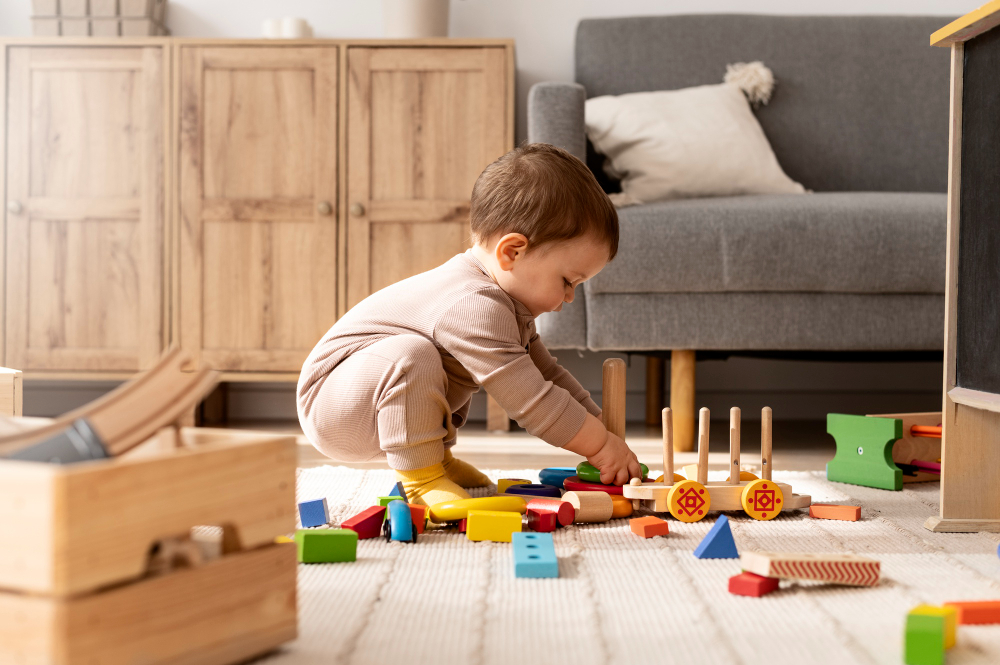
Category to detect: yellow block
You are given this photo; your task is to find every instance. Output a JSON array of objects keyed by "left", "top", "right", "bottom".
[
  {"left": 498, "top": 478, "right": 532, "bottom": 493},
  {"left": 274, "top": 535, "right": 295, "bottom": 544},
  {"left": 910, "top": 605, "right": 958, "bottom": 649},
  {"left": 466, "top": 510, "right": 522, "bottom": 543}
]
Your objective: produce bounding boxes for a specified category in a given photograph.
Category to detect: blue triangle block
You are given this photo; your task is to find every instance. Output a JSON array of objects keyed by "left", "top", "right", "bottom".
[
  {"left": 693, "top": 515, "right": 739, "bottom": 559},
  {"left": 388, "top": 482, "right": 404, "bottom": 497}
]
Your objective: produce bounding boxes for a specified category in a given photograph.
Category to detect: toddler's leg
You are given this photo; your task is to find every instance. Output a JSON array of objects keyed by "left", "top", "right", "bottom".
[{"left": 298, "top": 334, "right": 470, "bottom": 505}]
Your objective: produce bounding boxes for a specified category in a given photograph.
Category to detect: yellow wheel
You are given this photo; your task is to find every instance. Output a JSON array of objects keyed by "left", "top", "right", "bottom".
[
  {"left": 654, "top": 473, "right": 688, "bottom": 484},
  {"left": 666, "top": 479, "right": 710, "bottom": 522},
  {"left": 741, "top": 479, "right": 784, "bottom": 520}
]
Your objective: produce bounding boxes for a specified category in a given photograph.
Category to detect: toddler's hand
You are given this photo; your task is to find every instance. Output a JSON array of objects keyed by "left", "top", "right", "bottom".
[{"left": 587, "top": 431, "right": 642, "bottom": 486}]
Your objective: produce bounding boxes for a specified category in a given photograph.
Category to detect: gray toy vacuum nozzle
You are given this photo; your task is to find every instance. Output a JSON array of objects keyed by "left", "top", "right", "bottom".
[{"left": 4, "top": 418, "right": 109, "bottom": 464}]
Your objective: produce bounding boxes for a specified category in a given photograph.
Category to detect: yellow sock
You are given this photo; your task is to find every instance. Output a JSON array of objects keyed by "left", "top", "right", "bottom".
[
  {"left": 442, "top": 448, "right": 492, "bottom": 488},
  {"left": 395, "top": 462, "right": 471, "bottom": 506}
]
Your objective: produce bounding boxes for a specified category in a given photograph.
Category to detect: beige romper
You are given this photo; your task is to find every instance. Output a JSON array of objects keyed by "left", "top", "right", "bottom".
[{"left": 296, "top": 250, "right": 601, "bottom": 470}]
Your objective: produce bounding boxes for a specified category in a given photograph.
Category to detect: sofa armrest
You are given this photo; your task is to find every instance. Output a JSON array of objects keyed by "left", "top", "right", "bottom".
[
  {"left": 535, "top": 288, "right": 588, "bottom": 351},
  {"left": 527, "top": 82, "right": 587, "bottom": 161}
]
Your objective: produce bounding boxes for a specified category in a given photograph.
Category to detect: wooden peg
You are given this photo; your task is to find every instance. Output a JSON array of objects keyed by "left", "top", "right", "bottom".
[
  {"left": 697, "top": 407, "right": 710, "bottom": 485},
  {"left": 602, "top": 358, "right": 626, "bottom": 440},
  {"left": 762, "top": 406, "right": 772, "bottom": 481},
  {"left": 729, "top": 407, "right": 741, "bottom": 485},
  {"left": 662, "top": 407, "right": 674, "bottom": 484}
]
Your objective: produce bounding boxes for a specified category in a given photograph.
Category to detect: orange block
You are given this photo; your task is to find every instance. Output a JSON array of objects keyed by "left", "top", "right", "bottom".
[
  {"left": 630, "top": 516, "right": 670, "bottom": 538},
  {"left": 809, "top": 503, "right": 861, "bottom": 521},
  {"left": 944, "top": 600, "right": 1000, "bottom": 624}
]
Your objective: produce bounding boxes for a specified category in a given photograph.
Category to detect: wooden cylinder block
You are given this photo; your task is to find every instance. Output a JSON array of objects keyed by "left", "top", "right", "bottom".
[{"left": 563, "top": 491, "right": 614, "bottom": 523}]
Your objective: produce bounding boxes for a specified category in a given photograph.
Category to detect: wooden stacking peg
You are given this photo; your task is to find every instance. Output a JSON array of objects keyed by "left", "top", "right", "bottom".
[
  {"left": 563, "top": 491, "right": 613, "bottom": 523},
  {"left": 761, "top": 406, "right": 772, "bottom": 481},
  {"left": 697, "top": 408, "right": 710, "bottom": 485},
  {"left": 602, "top": 358, "right": 626, "bottom": 440},
  {"left": 662, "top": 407, "right": 674, "bottom": 484},
  {"left": 729, "top": 407, "right": 741, "bottom": 485}
]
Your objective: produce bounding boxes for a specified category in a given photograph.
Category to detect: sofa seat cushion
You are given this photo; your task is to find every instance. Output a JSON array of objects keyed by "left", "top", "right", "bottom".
[{"left": 587, "top": 192, "right": 946, "bottom": 295}]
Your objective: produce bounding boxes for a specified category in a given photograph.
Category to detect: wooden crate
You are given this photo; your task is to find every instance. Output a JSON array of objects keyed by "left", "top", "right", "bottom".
[
  {"left": 0, "top": 542, "right": 297, "bottom": 664},
  {"left": 0, "top": 426, "right": 297, "bottom": 597}
]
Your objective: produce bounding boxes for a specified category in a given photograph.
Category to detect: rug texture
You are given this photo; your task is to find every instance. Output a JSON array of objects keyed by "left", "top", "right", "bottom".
[{"left": 254, "top": 467, "right": 1000, "bottom": 665}]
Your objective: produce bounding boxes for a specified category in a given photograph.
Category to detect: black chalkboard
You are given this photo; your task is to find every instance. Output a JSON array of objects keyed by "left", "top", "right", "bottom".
[{"left": 956, "top": 25, "right": 1000, "bottom": 394}]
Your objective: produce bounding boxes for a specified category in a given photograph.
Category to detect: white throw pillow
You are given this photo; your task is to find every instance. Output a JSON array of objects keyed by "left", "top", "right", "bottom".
[{"left": 585, "top": 67, "right": 805, "bottom": 206}]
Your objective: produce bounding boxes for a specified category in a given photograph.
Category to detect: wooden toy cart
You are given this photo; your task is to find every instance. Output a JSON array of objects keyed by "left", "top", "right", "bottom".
[
  {"left": 624, "top": 406, "right": 811, "bottom": 522},
  {"left": 0, "top": 349, "right": 299, "bottom": 664}
]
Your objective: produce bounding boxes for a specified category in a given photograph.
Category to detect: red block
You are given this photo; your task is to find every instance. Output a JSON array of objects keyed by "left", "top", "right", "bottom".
[
  {"left": 341, "top": 505, "right": 387, "bottom": 540},
  {"left": 526, "top": 498, "right": 574, "bottom": 526},
  {"left": 409, "top": 504, "right": 428, "bottom": 534},
  {"left": 728, "top": 571, "right": 780, "bottom": 597},
  {"left": 458, "top": 518, "right": 467, "bottom": 533},
  {"left": 527, "top": 509, "right": 558, "bottom": 532}
]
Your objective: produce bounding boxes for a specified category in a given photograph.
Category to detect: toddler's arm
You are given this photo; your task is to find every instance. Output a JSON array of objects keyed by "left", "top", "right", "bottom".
[
  {"left": 563, "top": 412, "right": 642, "bottom": 485},
  {"left": 527, "top": 331, "right": 602, "bottom": 418}
]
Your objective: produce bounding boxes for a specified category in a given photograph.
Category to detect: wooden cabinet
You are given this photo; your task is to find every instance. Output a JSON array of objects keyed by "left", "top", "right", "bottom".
[
  {"left": 2, "top": 39, "right": 513, "bottom": 380},
  {"left": 345, "top": 47, "right": 511, "bottom": 309},
  {"left": 178, "top": 46, "right": 339, "bottom": 373},
  {"left": 3, "top": 45, "right": 167, "bottom": 372}
]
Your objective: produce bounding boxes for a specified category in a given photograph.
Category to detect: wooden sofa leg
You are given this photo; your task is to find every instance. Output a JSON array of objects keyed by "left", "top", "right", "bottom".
[
  {"left": 670, "top": 350, "right": 696, "bottom": 452},
  {"left": 645, "top": 356, "right": 664, "bottom": 426}
]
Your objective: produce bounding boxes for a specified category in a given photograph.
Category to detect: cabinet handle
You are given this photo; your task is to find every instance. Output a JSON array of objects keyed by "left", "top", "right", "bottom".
[
  {"left": 7, "top": 200, "right": 23, "bottom": 215},
  {"left": 316, "top": 201, "right": 333, "bottom": 216},
  {"left": 350, "top": 202, "right": 365, "bottom": 217}
]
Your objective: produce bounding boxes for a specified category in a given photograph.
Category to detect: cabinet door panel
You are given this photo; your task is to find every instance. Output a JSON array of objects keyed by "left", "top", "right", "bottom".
[
  {"left": 346, "top": 47, "right": 510, "bottom": 308},
  {"left": 5, "top": 47, "right": 165, "bottom": 371},
  {"left": 179, "top": 47, "right": 338, "bottom": 372}
]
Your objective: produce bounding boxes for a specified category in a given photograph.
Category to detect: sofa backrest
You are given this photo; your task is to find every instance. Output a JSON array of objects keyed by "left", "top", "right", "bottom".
[{"left": 576, "top": 15, "right": 952, "bottom": 193}]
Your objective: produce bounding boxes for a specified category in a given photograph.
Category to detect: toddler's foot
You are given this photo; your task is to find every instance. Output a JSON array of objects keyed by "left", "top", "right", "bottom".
[
  {"left": 395, "top": 462, "right": 471, "bottom": 506},
  {"left": 442, "top": 448, "right": 492, "bottom": 488}
]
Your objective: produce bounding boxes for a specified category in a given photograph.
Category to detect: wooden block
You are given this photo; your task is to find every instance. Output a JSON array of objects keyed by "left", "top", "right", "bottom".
[
  {"left": 562, "top": 491, "right": 613, "bottom": 523},
  {"left": 294, "top": 529, "right": 357, "bottom": 563},
  {"left": 427, "top": 496, "right": 526, "bottom": 523},
  {"left": 498, "top": 478, "right": 532, "bottom": 493},
  {"left": 826, "top": 413, "right": 903, "bottom": 491},
  {"left": 538, "top": 467, "right": 576, "bottom": 489},
  {"left": 728, "top": 571, "right": 779, "bottom": 597},
  {"left": 512, "top": 532, "right": 558, "bottom": 578},
  {"left": 341, "top": 506, "right": 386, "bottom": 540},
  {"left": 525, "top": 498, "right": 574, "bottom": 526},
  {"left": 274, "top": 535, "right": 295, "bottom": 544},
  {"left": 905, "top": 610, "right": 947, "bottom": 665},
  {"left": 457, "top": 518, "right": 467, "bottom": 533},
  {"left": 503, "top": 483, "right": 563, "bottom": 498},
  {"left": 526, "top": 509, "right": 557, "bottom": 532},
  {"left": 693, "top": 515, "right": 738, "bottom": 559},
  {"left": 466, "top": 510, "right": 522, "bottom": 542},
  {"left": 610, "top": 493, "right": 634, "bottom": 518},
  {"left": 809, "top": 503, "right": 861, "bottom": 521},
  {"left": 910, "top": 605, "right": 957, "bottom": 649},
  {"left": 377, "top": 495, "right": 404, "bottom": 520},
  {"left": 298, "top": 498, "right": 330, "bottom": 528},
  {"left": 741, "top": 551, "right": 880, "bottom": 587},
  {"left": 944, "top": 600, "right": 1000, "bottom": 624},
  {"left": 630, "top": 515, "right": 669, "bottom": 538},
  {"left": 408, "top": 504, "right": 428, "bottom": 535}
]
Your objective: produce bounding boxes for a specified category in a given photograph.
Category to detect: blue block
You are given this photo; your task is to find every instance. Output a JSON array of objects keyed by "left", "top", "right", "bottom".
[
  {"left": 388, "top": 482, "right": 404, "bottom": 497},
  {"left": 538, "top": 467, "right": 577, "bottom": 489},
  {"left": 693, "top": 515, "right": 739, "bottom": 559},
  {"left": 298, "top": 498, "right": 330, "bottom": 528},
  {"left": 513, "top": 532, "right": 559, "bottom": 578}
]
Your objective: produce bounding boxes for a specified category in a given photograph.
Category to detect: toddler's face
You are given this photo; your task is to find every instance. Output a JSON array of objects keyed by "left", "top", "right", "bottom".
[{"left": 493, "top": 234, "right": 610, "bottom": 318}]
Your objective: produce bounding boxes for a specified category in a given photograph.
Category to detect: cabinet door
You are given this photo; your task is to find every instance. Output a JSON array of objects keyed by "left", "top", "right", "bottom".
[
  {"left": 346, "top": 47, "right": 510, "bottom": 308},
  {"left": 179, "top": 47, "right": 338, "bottom": 373},
  {"left": 5, "top": 47, "right": 165, "bottom": 372}
]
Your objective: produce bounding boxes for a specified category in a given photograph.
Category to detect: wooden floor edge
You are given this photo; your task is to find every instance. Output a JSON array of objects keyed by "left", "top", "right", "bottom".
[{"left": 924, "top": 515, "right": 1000, "bottom": 532}]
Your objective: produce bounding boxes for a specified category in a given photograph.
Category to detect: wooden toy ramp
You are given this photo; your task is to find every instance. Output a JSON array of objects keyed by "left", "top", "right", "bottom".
[{"left": 0, "top": 347, "right": 218, "bottom": 459}]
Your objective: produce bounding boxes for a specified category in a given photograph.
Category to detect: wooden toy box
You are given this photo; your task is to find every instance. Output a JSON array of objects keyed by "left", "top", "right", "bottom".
[{"left": 0, "top": 426, "right": 299, "bottom": 664}]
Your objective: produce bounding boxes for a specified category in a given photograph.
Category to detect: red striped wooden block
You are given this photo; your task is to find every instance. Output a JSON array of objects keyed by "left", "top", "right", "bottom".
[{"left": 740, "top": 551, "right": 880, "bottom": 587}]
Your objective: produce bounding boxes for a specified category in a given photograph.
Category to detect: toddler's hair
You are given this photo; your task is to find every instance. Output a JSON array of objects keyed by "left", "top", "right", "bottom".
[{"left": 470, "top": 143, "right": 619, "bottom": 260}]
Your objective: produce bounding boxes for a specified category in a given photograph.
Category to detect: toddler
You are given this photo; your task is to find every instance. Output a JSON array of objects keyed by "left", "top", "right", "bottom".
[{"left": 296, "top": 143, "right": 642, "bottom": 506}]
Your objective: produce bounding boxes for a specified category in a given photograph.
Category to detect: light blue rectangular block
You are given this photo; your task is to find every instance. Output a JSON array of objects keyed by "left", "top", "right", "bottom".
[{"left": 512, "top": 532, "right": 558, "bottom": 578}]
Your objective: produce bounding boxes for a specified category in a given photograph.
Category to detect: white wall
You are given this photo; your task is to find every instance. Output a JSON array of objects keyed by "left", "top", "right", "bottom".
[
  {"left": 3, "top": 0, "right": 958, "bottom": 420},
  {"left": 0, "top": 0, "right": 967, "bottom": 143}
]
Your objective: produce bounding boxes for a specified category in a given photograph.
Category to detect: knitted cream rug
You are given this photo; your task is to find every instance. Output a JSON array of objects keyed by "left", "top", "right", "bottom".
[{"left": 255, "top": 467, "right": 1000, "bottom": 665}]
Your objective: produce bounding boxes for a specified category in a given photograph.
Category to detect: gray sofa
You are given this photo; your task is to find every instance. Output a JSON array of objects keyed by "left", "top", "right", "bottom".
[{"left": 528, "top": 14, "right": 951, "bottom": 441}]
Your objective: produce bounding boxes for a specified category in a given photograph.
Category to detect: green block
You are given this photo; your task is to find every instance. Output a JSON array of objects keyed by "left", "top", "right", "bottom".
[
  {"left": 378, "top": 496, "right": 405, "bottom": 521},
  {"left": 905, "top": 613, "right": 946, "bottom": 665},
  {"left": 294, "top": 528, "right": 358, "bottom": 563},
  {"left": 826, "top": 413, "right": 903, "bottom": 491}
]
